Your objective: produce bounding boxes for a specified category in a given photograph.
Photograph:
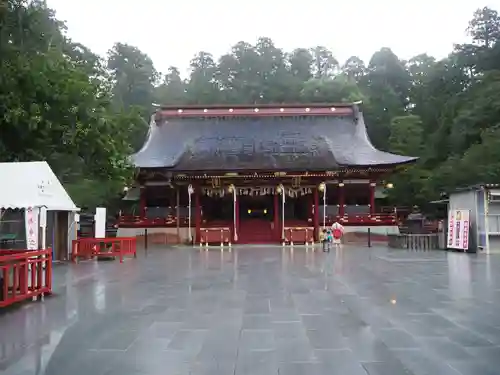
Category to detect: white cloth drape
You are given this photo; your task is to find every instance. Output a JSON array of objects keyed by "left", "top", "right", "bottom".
[{"left": 188, "top": 185, "right": 193, "bottom": 242}]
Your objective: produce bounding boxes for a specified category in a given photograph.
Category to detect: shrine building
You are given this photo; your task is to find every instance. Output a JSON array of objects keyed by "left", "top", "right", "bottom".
[{"left": 118, "top": 103, "right": 418, "bottom": 245}]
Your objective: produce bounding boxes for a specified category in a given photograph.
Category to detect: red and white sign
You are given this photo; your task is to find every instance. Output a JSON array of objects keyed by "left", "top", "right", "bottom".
[
  {"left": 25, "top": 207, "right": 39, "bottom": 250},
  {"left": 447, "top": 210, "right": 470, "bottom": 251}
]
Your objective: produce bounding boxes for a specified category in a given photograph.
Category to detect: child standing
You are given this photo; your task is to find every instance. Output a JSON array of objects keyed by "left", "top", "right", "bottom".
[{"left": 321, "top": 228, "right": 332, "bottom": 252}]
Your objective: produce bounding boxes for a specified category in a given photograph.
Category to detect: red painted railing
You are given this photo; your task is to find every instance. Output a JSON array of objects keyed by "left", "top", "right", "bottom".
[
  {"left": 0, "top": 249, "right": 52, "bottom": 308},
  {"left": 283, "top": 227, "right": 315, "bottom": 245},
  {"left": 119, "top": 215, "right": 188, "bottom": 228},
  {"left": 326, "top": 213, "right": 397, "bottom": 226},
  {"left": 71, "top": 237, "right": 137, "bottom": 263},
  {"left": 119, "top": 213, "right": 397, "bottom": 228},
  {"left": 199, "top": 228, "right": 231, "bottom": 246}
]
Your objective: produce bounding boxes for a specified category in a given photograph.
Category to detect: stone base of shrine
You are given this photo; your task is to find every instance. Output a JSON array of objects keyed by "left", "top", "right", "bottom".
[
  {"left": 117, "top": 227, "right": 193, "bottom": 245},
  {"left": 341, "top": 225, "right": 400, "bottom": 244},
  {"left": 116, "top": 225, "right": 399, "bottom": 246}
]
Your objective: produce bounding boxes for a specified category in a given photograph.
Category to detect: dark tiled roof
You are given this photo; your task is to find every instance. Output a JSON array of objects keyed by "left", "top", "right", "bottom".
[{"left": 132, "top": 112, "right": 418, "bottom": 171}]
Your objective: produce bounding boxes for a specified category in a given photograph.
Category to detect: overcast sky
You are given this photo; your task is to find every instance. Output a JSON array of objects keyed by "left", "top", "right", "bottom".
[{"left": 47, "top": 0, "right": 500, "bottom": 77}]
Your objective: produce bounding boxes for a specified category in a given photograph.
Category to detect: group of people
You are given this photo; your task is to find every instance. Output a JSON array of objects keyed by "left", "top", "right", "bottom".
[{"left": 320, "top": 222, "right": 344, "bottom": 252}]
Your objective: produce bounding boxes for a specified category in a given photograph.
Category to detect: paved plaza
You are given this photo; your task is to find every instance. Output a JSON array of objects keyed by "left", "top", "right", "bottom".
[{"left": 1, "top": 245, "right": 500, "bottom": 375}]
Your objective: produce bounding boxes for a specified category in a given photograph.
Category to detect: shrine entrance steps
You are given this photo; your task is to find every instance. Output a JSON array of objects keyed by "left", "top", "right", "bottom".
[{"left": 238, "top": 219, "right": 275, "bottom": 244}]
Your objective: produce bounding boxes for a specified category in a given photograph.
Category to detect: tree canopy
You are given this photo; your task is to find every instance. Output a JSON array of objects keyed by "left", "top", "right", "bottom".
[{"left": 2, "top": 1, "right": 500, "bottom": 210}]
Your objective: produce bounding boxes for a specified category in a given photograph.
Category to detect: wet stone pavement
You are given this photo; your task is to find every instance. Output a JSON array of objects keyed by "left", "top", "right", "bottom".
[{"left": 1, "top": 246, "right": 500, "bottom": 375}]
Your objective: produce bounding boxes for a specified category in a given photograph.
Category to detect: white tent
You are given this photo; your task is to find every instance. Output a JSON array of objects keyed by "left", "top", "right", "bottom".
[
  {"left": 0, "top": 161, "right": 78, "bottom": 211},
  {"left": 0, "top": 161, "right": 80, "bottom": 260}
]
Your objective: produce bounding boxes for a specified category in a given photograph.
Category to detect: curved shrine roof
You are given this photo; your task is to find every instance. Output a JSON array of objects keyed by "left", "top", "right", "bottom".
[{"left": 132, "top": 104, "right": 418, "bottom": 171}]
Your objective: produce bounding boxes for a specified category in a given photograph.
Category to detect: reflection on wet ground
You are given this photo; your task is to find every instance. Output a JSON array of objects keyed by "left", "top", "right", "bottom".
[{"left": 1, "top": 246, "right": 500, "bottom": 375}]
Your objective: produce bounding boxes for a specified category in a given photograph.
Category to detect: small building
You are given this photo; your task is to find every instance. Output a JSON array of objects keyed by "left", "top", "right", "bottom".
[
  {"left": 446, "top": 184, "right": 500, "bottom": 254},
  {"left": 0, "top": 161, "right": 79, "bottom": 260},
  {"left": 118, "top": 103, "right": 418, "bottom": 244}
]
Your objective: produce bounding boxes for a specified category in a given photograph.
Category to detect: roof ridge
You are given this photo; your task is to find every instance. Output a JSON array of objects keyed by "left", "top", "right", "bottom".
[{"left": 159, "top": 103, "right": 357, "bottom": 109}]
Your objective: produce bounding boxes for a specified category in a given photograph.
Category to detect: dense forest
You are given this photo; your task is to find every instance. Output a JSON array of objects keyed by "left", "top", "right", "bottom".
[{"left": 2, "top": 0, "right": 500, "bottom": 210}]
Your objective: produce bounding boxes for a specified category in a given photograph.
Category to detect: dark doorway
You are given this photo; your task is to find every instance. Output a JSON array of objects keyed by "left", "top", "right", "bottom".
[
  {"left": 238, "top": 195, "right": 275, "bottom": 243},
  {"left": 284, "top": 195, "right": 311, "bottom": 223},
  {"left": 54, "top": 212, "right": 69, "bottom": 261},
  {"left": 201, "top": 195, "right": 232, "bottom": 225},
  {"left": 239, "top": 195, "right": 274, "bottom": 221}
]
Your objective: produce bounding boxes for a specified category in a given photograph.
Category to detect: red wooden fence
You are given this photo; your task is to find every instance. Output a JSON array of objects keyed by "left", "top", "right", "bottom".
[
  {"left": 199, "top": 228, "right": 231, "bottom": 247},
  {"left": 0, "top": 249, "right": 52, "bottom": 308},
  {"left": 71, "top": 237, "right": 137, "bottom": 263},
  {"left": 283, "top": 227, "right": 315, "bottom": 245}
]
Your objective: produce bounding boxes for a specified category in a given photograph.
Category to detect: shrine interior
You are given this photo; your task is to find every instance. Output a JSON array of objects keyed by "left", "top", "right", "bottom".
[{"left": 125, "top": 182, "right": 377, "bottom": 225}]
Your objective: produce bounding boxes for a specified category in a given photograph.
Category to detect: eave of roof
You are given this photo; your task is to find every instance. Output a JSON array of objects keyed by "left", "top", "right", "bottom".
[{"left": 449, "top": 183, "right": 500, "bottom": 194}]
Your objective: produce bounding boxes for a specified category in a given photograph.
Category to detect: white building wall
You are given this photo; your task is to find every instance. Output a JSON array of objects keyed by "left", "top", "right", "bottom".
[
  {"left": 449, "top": 190, "right": 477, "bottom": 250},
  {"left": 487, "top": 188, "right": 500, "bottom": 254}
]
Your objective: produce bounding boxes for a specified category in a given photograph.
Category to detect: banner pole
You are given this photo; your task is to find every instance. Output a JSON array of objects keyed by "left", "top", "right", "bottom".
[{"left": 485, "top": 190, "right": 490, "bottom": 255}]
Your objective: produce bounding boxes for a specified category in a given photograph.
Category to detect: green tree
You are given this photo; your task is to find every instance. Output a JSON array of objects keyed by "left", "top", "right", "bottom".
[
  {"left": 300, "top": 75, "right": 366, "bottom": 103},
  {"left": 6, "top": 2, "right": 500, "bottom": 211},
  {"left": 255, "top": 37, "right": 292, "bottom": 102},
  {"left": 467, "top": 7, "right": 500, "bottom": 47},
  {"left": 388, "top": 115, "right": 424, "bottom": 157},
  {"left": 289, "top": 48, "right": 313, "bottom": 82},
  {"left": 107, "top": 43, "right": 159, "bottom": 111},
  {"left": 217, "top": 41, "right": 264, "bottom": 103},
  {"left": 311, "top": 46, "right": 338, "bottom": 78},
  {"left": 342, "top": 56, "right": 366, "bottom": 81},
  {"left": 155, "top": 66, "right": 186, "bottom": 105},
  {"left": 0, "top": 0, "right": 138, "bottom": 208},
  {"left": 185, "top": 51, "right": 221, "bottom": 104}
]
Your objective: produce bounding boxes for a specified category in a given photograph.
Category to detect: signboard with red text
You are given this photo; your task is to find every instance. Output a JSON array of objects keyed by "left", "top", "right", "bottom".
[
  {"left": 447, "top": 210, "right": 470, "bottom": 251},
  {"left": 24, "top": 207, "right": 39, "bottom": 250}
]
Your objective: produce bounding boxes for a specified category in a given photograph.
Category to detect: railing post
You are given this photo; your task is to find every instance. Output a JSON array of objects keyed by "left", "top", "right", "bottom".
[
  {"left": 21, "top": 261, "right": 28, "bottom": 295},
  {"left": 71, "top": 240, "right": 77, "bottom": 263},
  {"left": 45, "top": 250, "right": 52, "bottom": 293},
  {"left": 12, "top": 266, "right": 18, "bottom": 300},
  {"left": 36, "top": 258, "right": 43, "bottom": 298},
  {"left": 1, "top": 269, "right": 7, "bottom": 303}
]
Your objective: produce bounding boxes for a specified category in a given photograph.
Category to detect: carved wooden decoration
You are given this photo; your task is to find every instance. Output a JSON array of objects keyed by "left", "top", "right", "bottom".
[
  {"left": 292, "top": 176, "right": 301, "bottom": 188},
  {"left": 211, "top": 177, "right": 221, "bottom": 188}
]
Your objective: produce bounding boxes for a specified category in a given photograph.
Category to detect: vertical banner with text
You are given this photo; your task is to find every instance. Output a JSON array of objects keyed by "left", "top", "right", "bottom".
[
  {"left": 25, "top": 207, "right": 40, "bottom": 250},
  {"left": 447, "top": 209, "right": 470, "bottom": 251},
  {"left": 95, "top": 207, "right": 106, "bottom": 239}
]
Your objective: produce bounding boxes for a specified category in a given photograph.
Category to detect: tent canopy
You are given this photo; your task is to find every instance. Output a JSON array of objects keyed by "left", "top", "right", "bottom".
[{"left": 0, "top": 161, "right": 78, "bottom": 211}]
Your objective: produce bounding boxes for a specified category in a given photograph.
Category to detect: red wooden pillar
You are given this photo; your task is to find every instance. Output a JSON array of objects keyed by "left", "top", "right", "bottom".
[
  {"left": 369, "top": 182, "right": 376, "bottom": 215},
  {"left": 313, "top": 187, "right": 319, "bottom": 240},
  {"left": 338, "top": 182, "right": 345, "bottom": 217},
  {"left": 139, "top": 187, "right": 146, "bottom": 217},
  {"left": 273, "top": 192, "right": 280, "bottom": 241},
  {"left": 195, "top": 188, "right": 201, "bottom": 243}
]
